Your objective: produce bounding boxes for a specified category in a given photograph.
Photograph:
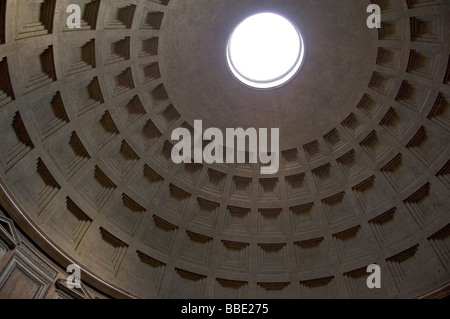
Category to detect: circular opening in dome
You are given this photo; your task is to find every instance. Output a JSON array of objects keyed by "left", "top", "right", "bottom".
[{"left": 226, "top": 12, "right": 305, "bottom": 89}]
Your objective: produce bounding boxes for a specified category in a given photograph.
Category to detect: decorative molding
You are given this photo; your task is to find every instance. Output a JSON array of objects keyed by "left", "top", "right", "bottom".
[
  {"left": 55, "top": 279, "right": 92, "bottom": 299},
  {"left": 0, "top": 215, "right": 19, "bottom": 248},
  {"left": 17, "top": 244, "right": 58, "bottom": 280},
  {"left": 0, "top": 252, "right": 53, "bottom": 299}
]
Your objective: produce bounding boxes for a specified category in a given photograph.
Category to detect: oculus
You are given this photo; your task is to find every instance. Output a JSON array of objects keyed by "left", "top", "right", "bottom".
[{"left": 226, "top": 12, "right": 305, "bottom": 89}]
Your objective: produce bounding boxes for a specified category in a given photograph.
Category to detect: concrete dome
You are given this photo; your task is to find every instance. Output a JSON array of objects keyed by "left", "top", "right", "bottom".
[{"left": 0, "top": 0, "right": 449, "bottom": 298}]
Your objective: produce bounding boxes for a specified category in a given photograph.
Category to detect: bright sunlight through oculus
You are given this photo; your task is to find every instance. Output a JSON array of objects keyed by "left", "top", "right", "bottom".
[{"left": 226, "top": 13, "right": 305, "bottom": 89}]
